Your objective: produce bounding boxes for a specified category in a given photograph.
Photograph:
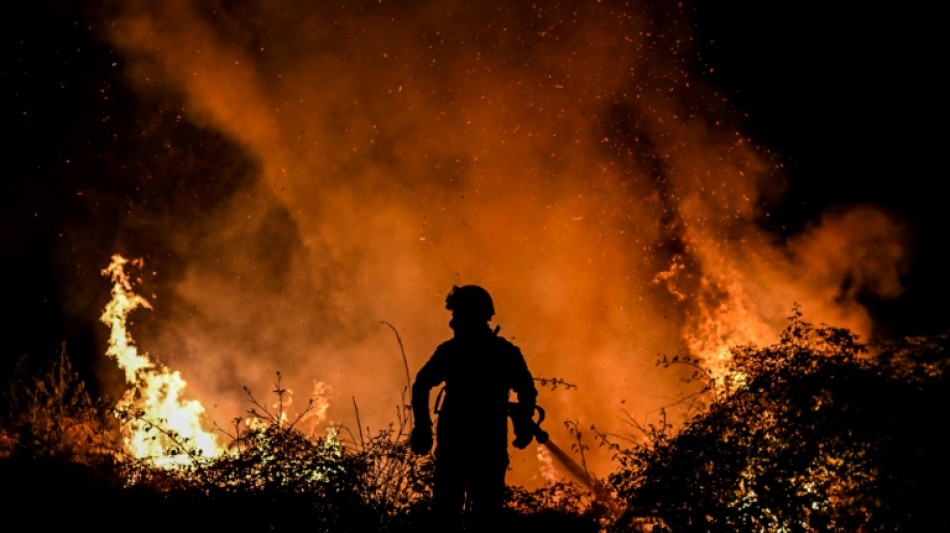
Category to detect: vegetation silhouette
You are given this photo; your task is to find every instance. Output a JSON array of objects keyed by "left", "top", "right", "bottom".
[
  {"left": 603, "top": 308, "right": 950, "bottom": 532},
  {"left": 1, "top": 308, "right": 948, "bottom": 532}
]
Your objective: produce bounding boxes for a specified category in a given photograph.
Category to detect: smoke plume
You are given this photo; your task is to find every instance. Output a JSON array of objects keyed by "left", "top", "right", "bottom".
[{"left": 88, "top": 0, "right": 906, "bottom": 485}]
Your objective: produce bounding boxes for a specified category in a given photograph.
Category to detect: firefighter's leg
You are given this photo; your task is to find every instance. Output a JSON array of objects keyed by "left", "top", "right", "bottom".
[
  {"left": 466, "top": 454, "right": 510, "bottom": 530},
  {"left": 432, "top": 455, "right": 466, "bottom": 532}
]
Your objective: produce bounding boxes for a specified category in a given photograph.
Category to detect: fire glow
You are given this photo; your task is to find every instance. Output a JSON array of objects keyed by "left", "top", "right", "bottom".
[{"left": 89, "top": 1, "right": 909, "bottom": 485}]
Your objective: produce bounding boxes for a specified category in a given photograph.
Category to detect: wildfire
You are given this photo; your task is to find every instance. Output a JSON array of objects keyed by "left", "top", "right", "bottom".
[
  {"left": 100, "top": 254, "right": 225, "bottom": 467},
  {"left": 653, "top": 254, "right": 776, "bottom": 392},
  {"left": 683, "top": 274, "right": 778, "bottom": 391},
  {"left": 95, "top": 0, "right": 908, "bottom": 490}
]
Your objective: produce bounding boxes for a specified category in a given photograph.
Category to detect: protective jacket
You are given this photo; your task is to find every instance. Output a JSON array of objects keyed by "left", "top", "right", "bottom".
[{"left": 412, "top": 326, "right": 537, "bottom": 460}]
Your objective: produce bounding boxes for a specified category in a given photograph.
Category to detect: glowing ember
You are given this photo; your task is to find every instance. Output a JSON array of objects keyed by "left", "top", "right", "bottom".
[{"left": 100, "top": 254, "right": 225, "bottom": 467}]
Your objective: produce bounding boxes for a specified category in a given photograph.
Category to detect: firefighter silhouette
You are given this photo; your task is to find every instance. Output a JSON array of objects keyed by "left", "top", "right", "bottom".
[{"left": 411, "top": 284, "right": 539, "bottom": 530}]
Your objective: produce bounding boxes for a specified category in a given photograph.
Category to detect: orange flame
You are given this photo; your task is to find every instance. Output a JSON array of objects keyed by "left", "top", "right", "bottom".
[{"left": 100, "top": 254, "right": 225, "bottom": 467}]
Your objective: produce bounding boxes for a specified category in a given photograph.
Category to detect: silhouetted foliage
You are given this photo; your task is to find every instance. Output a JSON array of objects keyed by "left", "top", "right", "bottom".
[
  {"left": 1, "top": 342, "right": 122, "bottom": 462},
  {"left": 3, "top": 312, "right": 947, "bottom": 532},
  {"left": 506, "top": 480, "right": 605, "bottom": 531},
  {"left": 0, "top": 350, "right": 591, "bottom": 531},
  {"left": 605, "top": 309, "right": 950, "bottom": 532}
]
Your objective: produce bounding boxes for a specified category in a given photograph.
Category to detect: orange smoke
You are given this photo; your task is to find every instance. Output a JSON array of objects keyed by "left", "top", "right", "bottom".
[{"left": 93, "top": 1, "right": 906, "bottom": 486}]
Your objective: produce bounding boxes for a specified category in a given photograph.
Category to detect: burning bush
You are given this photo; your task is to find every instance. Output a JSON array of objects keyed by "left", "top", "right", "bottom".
[
  {"left": 0, "top": 351, "right": 425, "bottom": 531},
  {"left": 603, "top": 309, "right": 950, "bottom": 532},
  {"left": 0, "top": 349, "right": 593, "bottom": 531}
]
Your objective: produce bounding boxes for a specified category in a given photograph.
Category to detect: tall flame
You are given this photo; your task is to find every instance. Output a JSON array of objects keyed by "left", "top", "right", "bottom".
[{"left": 100, "top": 254, "right": 225, "bottom": 467}]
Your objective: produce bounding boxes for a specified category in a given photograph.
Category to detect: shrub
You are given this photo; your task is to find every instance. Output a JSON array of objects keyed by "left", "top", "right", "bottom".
[{"left": 605, "top": 309, "right": 950, "bottom": 532}]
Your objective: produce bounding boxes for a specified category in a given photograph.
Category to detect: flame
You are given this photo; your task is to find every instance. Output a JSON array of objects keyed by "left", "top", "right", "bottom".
[
  {"left": 305, "top": 380, "right": 333, "bottom": 432},
  {"left": 100, "top": 254, "right": 225, "bottom": 467},
  {"left": 659, "top": 255, "right": 778, "bottom": 388}
]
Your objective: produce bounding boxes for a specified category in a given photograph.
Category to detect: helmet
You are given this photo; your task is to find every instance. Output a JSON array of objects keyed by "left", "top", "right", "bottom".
[{"left": 445, "top": 285, "right": 495, "bottom": 321}]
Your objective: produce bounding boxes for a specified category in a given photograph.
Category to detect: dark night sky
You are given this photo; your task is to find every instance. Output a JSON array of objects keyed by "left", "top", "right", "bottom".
[
  {"left": 687, "top": 2, "right": 947, "bottom": 338},
  {"left": 3, "top": 1, "right": 947, "bottom": 386}
]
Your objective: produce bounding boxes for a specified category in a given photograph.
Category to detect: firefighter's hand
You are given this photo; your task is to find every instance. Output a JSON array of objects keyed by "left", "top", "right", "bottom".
[
  {"left": 510, "top": 402, "right": 536, "bottom": 449},
  {"left": 410, "top": 424, "right": 433, "bottom": 455},
  {"left": 512, "top": 419, "right": 535, "bottom": 449},
  {"left": 512, "top": 432, "right": 533, "bottom": 450}
]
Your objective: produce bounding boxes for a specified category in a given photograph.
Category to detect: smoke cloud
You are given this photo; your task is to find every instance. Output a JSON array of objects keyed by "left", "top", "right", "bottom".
[{"left": 89, "top": 0, "right": 906, "bottom": 485}]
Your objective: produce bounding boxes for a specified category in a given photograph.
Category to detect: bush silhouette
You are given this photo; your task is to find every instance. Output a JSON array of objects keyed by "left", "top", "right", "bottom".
[
  {"left": 3, "top": 311, "right": 948, "bottom": 532},
  {"left": 605, "top": 309, "right": 950, "bottom": 532}
]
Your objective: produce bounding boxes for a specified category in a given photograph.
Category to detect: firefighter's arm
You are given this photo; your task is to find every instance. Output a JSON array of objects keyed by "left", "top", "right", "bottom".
[
  {"left": 511, "top": 346, "right": 538, "bottom": 411},
  {"left": 510, "top": 347, "right": 539, "bottom": 449},
  {"left": 409, "top": 350, "right": 443, "bottom": 454}
]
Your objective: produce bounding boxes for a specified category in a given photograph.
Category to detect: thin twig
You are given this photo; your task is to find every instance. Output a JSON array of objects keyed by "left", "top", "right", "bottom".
[
  {"left": 380, "top": 321, "right": 412, "bottom": 392},
  {"left": 353, "top": 396, "right": 365, "bottom": 450}
]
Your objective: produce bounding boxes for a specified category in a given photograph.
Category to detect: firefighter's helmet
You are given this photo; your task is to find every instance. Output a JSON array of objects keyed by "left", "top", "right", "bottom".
[{"left": 445, "top": 285, "right": 495, "bottom": 321}]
